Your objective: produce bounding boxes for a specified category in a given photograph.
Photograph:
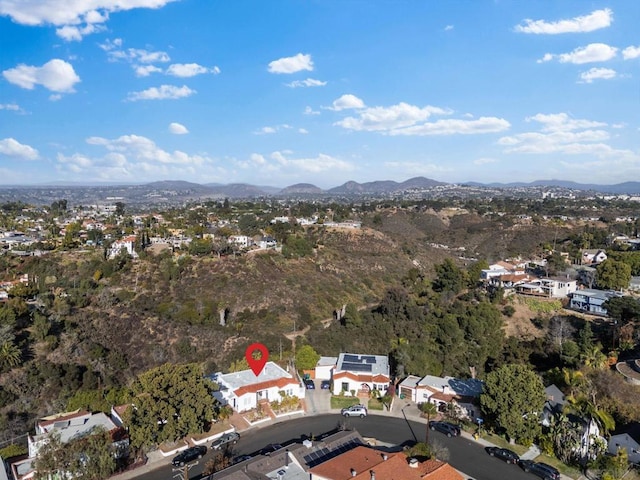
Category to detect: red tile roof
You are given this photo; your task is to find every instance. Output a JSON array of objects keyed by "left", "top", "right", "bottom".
[
  {"left": 308, "top": 445, "right": 462, "bottom": 480},
  {"left": 233, "top": 377, "right": 298, "bottom": 397}
]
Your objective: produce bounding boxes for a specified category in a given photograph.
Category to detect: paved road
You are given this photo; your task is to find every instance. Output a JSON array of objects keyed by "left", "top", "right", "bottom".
[{"left": 137, "top": 414, "right": 539, "bottom": 480}]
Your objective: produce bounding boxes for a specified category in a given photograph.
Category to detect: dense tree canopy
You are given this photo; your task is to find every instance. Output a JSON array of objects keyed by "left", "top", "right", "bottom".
[
  {"left": 480, "top": 364, "right": 546, "bottom": 445},
  {"left": 596, "top": 260, "right": 632, "bottom": 291},
  {"left": 124, "top": 363, "right": 217, "bottom": 449}
]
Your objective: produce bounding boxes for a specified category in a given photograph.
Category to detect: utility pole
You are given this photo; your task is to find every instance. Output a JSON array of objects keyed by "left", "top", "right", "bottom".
[{"left": 173, "top": 461, "right": 198, "bottom": 480}]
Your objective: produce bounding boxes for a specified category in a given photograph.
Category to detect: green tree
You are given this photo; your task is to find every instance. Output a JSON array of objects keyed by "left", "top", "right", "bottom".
[
  {"left": 480, "top": 364, "right": 546, "bottom": 445},
  {"left": 596, "top": 260, "right": 632, "bottom": 291},
  {"left": 33, "top": 429, "right": 117, "bottom": 480},
  {"left": 0, "top": 341, "right": 22, "bottom": 370},
  {"left": 432, "top": 258, "right": 467, "bottom": 294},
  {"left": 420, "top": 402, "right": 438, "bottom": 444},
  {"left": 124, "top": 363, "right": 217, "bottom": 449},
  {"left": 295, "top": 345, "right": 320, "bottom": 371},
  {"left": 467, "top": 259, "right": 489, "bottom": 287}
]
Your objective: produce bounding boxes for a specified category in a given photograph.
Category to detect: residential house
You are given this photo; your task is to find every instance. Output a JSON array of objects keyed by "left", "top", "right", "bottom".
[
  {"left": 480, "top": 261, "right": 525, "bottom": 281},
  {"left": 212, "top": 361, "right": 305, "bottom": 413},
  {"left": 569, "top": 289, "right": 623, "bottom": 316},
  {"left": 315, "top": 356, "right": 338, "bottom": 381},
  {"left": 229, "top": 235, "right": 253, "bottom": 248},
  {"left": 516, "top": 277, "right": 577, "bottom": 298},
  {"left": 331, "top": 353, "right": 390, "bottom": 397},
  {"left": 107, "top": 235, "right": 138, "bottom": 259},
  {"left": 581, "top": 249, "right": 607, "bottom": 266},
  {"left": 12, "top": 410, "right": 128, "bottom": 480},
  {"left": 398, "top": 375, "right": 483, "bottom": 420},
  {"left": 629, "top": 277, "right": 640, "bottom": 293},
  {"left": 308, "top": 445, "right": 463, "bottom": 480},
  {"left": 541, "top": 384, "right": 566, "bottom": 428},
  {"left": 609, "top": 424, "right": 640, "bottom": 464}
]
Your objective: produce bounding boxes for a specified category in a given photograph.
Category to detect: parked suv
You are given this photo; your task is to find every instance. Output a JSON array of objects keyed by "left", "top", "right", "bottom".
[
  {"left": 211, "top": 431, "right": 240, "bottom": 450},
  {"left": 172, "top": 445, "right": 207, "bottom": 467},
  {"left": 518, "top": 460, "right": 560, "bottom": 480},
  {"left": 341, "top": 405, "right": 368, "bottom": 418},
  {"left": 428, "top": 421, "right": 461, "bottom": 437},
  {"left": 485, "top": 446, "right": 520, "bottom": 464}
]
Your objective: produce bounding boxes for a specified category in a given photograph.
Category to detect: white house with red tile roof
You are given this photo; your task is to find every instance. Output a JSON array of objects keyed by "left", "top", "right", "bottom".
[
  {"left": 107, "top": 235, "right": 138, "bottom": 259},
  {"left": 213, "top": 362, "right": 305, "bottom": 413},
  {"left": 331, "top": 353, "right": 390, "bottom": 396}
]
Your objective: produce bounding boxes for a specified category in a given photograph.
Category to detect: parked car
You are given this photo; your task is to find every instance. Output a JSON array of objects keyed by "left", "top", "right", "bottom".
[
  {"left": 518, "top": 460, "right": 560, "bottom": 480},
  {"left": 428, "top": 421, "right": 461, "bottom": 437},
  {"left": 211, "top": 431, "right": 240, "bottom": 450},
  {"left": 172, "top": 445, "right": 207, "bottom": 467},
  {"left": 259, "top": 443, "right": 283, "bottom": 455},
  {"left": 232, "top": 454, "right": 252, "bottom": 464},
  {"left": 485, "top": 446, "right": 520, "bottom": 464},
  {"left": 304, "top": 379, "right": 315, "bottom": 389},
  {"left": 320, "top": 380, "right": 331, "bottom": 390},
  {"left": 341, "top": 405, "right": 368, "bottom": 418}
]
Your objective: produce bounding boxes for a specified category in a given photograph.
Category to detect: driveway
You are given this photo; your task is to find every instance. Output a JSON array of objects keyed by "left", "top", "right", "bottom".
[{"left": 304, "top": 379, "right": 331, "bottom": 414}]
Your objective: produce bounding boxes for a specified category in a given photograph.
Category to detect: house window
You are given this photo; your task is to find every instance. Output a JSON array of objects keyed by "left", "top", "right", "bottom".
[{"left": 341, "top": 382, "right": 349, "bottom": 392}]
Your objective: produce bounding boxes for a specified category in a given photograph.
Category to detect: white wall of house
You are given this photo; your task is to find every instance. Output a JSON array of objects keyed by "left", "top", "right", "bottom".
[{"left": 331, "top": 376, "right": 388, "bottom": 396}]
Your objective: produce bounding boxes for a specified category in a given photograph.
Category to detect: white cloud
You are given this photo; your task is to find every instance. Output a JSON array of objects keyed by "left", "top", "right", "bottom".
[
  {"left": 335, "top": 101, "right": 455, "bottom": 132},
  {"left": 166, "top": 63, "right": 217, "bottom": 77},
  {"left": 298, "top": 128, "right": 309, "bottom": 134},
  {"left": 538, "top": 43, "right": 617, "bottom": 64},
  {"left": 304, "top": 106, "right": 320, "bottom": 115},
  {"left": 250, "top": 153, "right": 266, "bottom": 165},
  {"left": 515, "top": 8, "right": 612, "bottom": 34},
  {"left": 2, "top": 58, "right": 80, "bottom": 93},
  {"left": 328, "top": 94, "right": 365, "bottom": 111},
  {"left": 579, "top": 67, "right": 617, "bottom": 83},
  {"left": 270, "top": 151, "right": 353, "bottom": 173},
  {"left": 253, "top": 125, "right": 293, "bottom": 135},
  {"left": 127, "top": 84, "right": 196, "bottom": 101},
  {"left": 268, "top": 53, "right": 313, "bottom": 74},
  {"left": 473, "top": 158, "right": 498, "bottom": 165},
  {"left": 85, "top": 134, "right": 207, "bottom": 165},
  {"left": 0, "top": 0, "right": 178, "bottom": 40},
  {"left": 0, "top": 103, "right": 21, "bottom": 112},
  {"left": 134, "top": 65, "right": 162, "bottom": 77},
  {"left": 383, "top": 161, "right": 453, "bottom": 176},
  {"left": 498, "top": 112, "right": 618, "bottom": 155},
  {"left": 285, "top": 78, "right": 327, "bottom": 88},
  {"left": 390, "top": 117, "right": 510, "bottom": 136},
  {"left": 168, "top": 122, "right": 188, "bottom": 134},
  {"left": 0, "top": 138, "right": 39, "bottom": 160},
  {"left": 49, "top": 94, "right": 62, "bottom": 101},
  {"left": 444, "top": 25, "right": 454, "bottom": 31},
  {"left": 622, "top": 45, "right": 640, "bottom": 60}
]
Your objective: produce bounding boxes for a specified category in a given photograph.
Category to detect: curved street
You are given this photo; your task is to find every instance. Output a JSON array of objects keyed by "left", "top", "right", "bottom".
[{"left": 126, "top": 413, "right": 544, "bottom": 480}]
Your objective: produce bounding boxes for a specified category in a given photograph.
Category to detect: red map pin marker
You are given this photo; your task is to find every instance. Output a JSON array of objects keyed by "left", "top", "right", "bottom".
[{"left": 245, "top": 343, "right": 269, "bottom": 376}]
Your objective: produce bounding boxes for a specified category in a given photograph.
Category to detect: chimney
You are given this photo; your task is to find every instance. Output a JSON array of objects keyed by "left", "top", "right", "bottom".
[
  {"left": 350, "top": 468, "right": 357, "bottom": 477},
  {"left": 409, "top": 458, "right": 419, "bottom": 468},
  {"left": 382, "top": 453, "right": 388, "bottom": 461},
  {"left": 370, "top": 470, "right": 376, "bottom": 480}
]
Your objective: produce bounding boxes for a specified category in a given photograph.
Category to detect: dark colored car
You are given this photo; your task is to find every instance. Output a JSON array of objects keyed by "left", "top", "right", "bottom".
[
  {"left": 259, "top": 443, "right": 283, "bottom": 455},
  {"left": 172, "top": 445, "right": 207, "bottom": 467},
  {"left": 485, "top": 446, "right": 520, "bottom": 464},
  {"left": 518, "top": 460, "right": 560, "bottom": 480},
  {"left": 304, "top": 379, "right": 315, "bottom": 389},
  {"left": 211, "top": 431, "right": 240, "bottom": 450},
  {"left": 232, "top": 454, "right": 253, "bottom": 464},
  {"left": 428, "top": 421, "right": 461, "bottom": 437},
  {"left": 320, "top": 380, "right": 331, "bottom": 390}
]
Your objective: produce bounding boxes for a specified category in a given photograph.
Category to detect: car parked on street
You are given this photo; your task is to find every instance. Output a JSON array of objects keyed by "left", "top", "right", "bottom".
[
  {"left": 258, "top": 443, "right": 283, "bottom": 455},
  {"left": 517, "top": 460, "right": 560, "bottom": 480},
  {"left": 428, "top": 421, "right": 461, "bottom": 437},
  {"left": 172, "top": 445, "right": 207, "bottom": 467},
  {"left": 485, "top": 446, "right": 520, "bottom": 464},
  {"left": 341, "top": 405, "right": 367, "bottom": 417},
  {"left": 211, "top": 431, "right": 240, "bottom": 450}
]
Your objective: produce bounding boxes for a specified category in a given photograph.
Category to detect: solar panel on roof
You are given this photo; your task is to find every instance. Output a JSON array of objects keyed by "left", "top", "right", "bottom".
[
  {"left": 343, "top": 354, "right": 359, "bottom": 362},
  {"left": 342, "top": 362, "right": 372, "bottom": 372},
  {"left": 363, "top": 356, "right": 376, "bottom": 363},
  {"left": 304, "top": 455, "right": 312, "bottom": 463}
]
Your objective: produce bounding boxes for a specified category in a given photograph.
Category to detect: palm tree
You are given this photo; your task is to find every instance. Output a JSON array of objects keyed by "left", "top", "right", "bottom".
[
  {"left": 562, "top": 368, "right": 584, "bottom": 398},
  {"left": 582, "top": 345, "right": 608, "bottom": 370},
  {"left": 420, "top": 402, "right": 438, "bottom": 444},
  {"left": 0, "top": 341, "right": 22, "bottom": 369},
  {"left": 564, "top": 393, "right": 614, "bottom": 462}
]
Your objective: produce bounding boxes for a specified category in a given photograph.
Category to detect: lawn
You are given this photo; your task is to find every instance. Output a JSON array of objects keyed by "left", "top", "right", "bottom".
[
  {"left": 469, "top": 429, "right": 528, "bottom": 456},
  {"left": 330, "top": 396, "right": 361, "bottom": 410},
  {"left": 367, "top": 398, "right": 384, "bottom": 411}
]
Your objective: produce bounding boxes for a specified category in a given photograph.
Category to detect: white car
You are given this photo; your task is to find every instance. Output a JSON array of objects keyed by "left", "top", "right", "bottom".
[{"left": 341, "top": 405, "right": 367, "bottom": 418}]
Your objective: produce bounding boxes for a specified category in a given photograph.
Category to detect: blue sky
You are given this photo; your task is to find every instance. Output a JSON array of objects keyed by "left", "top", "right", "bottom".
[{"left": 1, "top": 1, "right": 639, "bottom": 188}]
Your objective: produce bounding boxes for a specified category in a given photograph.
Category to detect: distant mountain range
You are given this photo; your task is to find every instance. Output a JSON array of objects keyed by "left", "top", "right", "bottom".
[{"left": 1, "top": 177, "right": 640, "bottom": 206}]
